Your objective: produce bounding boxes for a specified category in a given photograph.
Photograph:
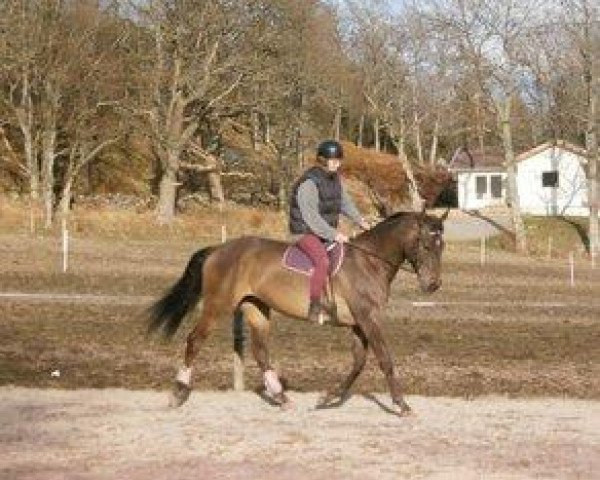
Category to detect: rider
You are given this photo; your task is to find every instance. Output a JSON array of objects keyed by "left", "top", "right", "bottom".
[{"left": 289, "top": 140, "right": 369, "bottom": 322}]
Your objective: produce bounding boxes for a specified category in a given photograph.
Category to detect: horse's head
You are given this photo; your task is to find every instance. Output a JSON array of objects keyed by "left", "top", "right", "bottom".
[{"left": 405, "top": 209, "right": 447, "bottom": 293}]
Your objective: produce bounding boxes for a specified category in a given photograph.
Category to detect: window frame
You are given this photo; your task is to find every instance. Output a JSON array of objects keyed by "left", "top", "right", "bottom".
[
  {"left": 542, "top": 170, "right": 559, "bottom": 188},
  {"left": 490, "top": 174, "right": 502, "bottom": 199},
  {"left": 475, "top": 175, "right": 487, "bottom": 199}
]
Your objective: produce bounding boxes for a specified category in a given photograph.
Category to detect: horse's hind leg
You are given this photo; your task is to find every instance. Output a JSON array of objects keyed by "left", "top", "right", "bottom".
[
  {"left": 317, "top": 325, "right": 368, "bottom": 407},
  {"left": 240, "top": 301, "right": 291, "bottom": 408},
  {"left": 170, "top": 301, "right": 226, "bottom": 408}
]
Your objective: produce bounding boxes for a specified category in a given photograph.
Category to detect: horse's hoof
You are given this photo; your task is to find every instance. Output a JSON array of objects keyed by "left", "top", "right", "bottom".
[
  {"left": 393, "top": 404, "right": 413, "bottom": 418},
  {"left": 316, "top": 390, "right": 349, "bottom": 409},
  {"left": 316, "top": 392, "right": 336, "bottom": 408},
  {"left": 169, "top": 381, "right": 191, "bottom": 408},
  {"left": 280, "top": 399, "right": 295, "bottom": 411},
  {"left": 316, "top": 392, "right": 330, "bottom": 406}
]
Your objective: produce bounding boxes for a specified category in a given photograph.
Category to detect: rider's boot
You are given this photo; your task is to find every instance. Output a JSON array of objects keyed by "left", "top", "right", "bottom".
[
  {"left": 321, "top": 297, "right": 339, "bottom": 323},
  {"left": 307, "top": 298, "right": 338, "bottom": 324},
  {"left": 307, "top": 299, "right": 322, "bottom": 323}
]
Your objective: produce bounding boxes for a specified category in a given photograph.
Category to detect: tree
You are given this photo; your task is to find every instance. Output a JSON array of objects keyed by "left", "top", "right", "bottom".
[
  {"left": 0, "top": 0, "right": 126, "bottom": 227},
  {"left": 126, "top": 0, "right": 268, "bottom": 223},
  {"left": 559, "top": 0, "right": 599, "bottom": 261},
  {"left": 419, "top": 0, "right": 548, "bottom": 253}
]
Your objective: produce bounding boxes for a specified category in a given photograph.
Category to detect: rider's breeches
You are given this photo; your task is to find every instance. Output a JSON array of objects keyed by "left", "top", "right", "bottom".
[{"left": 296, "top": 233, "right": 329, "bottom": 301}]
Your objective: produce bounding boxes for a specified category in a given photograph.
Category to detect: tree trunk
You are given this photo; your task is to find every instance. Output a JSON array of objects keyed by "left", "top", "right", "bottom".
[
  {"left": 475, "top": 93, "right": 485, "bottom": 159},
  {"left": 23, "top": 125, "right": 39, "bottom": 200},
  {"left": 252, "top": 109, "right": 260, "bottom": 151},
  {"left": 389, "top": 126, "right": 424, "bottom": 211},
  {"left": 585, "top": 80, "right": 598, "bottom": 262},
  {"left": 264, "top": 114, "right": 271, "bottom": 144},
  {"left": 204, "top": 153, "right": 224, "bottom": 203},
  {"left": 357, "top": 113, "right": 364, "bottom": 147},
  {"left": 429, "top": 117, "right": 440, "bottom": 166},
  {"left": 296, "top": 128, "right": 303, "bottom": 170},
  {"left": 157, "top": 163, "right": 178, "bottom": 224},
  {"left": 374, "top": 116, "right": 380, "bottom": 152},
  {"left": 40, "top": 80, "right": 60, "bottom": 229},
  {"left": 398, "top": 112, "right": 406, "bottom": 159},
  {"left": 412, "top": 81, "right": 423, "bottom": 164},
  {"left": 14, "top": 74, "right": 39, "bottom": 200},
  {"left": 41, "top": 124, "right": 56, "bottom": 229},
  {"left": 58, "top": 175, "right": 73, "bottom": 221},
  {"left": 333, "top": 105, "right": 342, "bottom": 141},
  {"left": 499, "top": 96, "right": 527, "bottom": 254},
  {"left": 414, "top": 113, "right": 424, "bottom": 165}
]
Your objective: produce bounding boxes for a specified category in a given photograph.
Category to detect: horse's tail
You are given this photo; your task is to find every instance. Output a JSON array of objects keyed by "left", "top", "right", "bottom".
[{"left": 147, "top": 246, "right": 215, "bottom": 338}]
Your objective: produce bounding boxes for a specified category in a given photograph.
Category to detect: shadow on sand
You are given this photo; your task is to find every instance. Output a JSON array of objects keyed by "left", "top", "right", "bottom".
[
  {"left": 463, "top": 209, "right": 515, "bottom": 241},
  {"left": 557, "top": 216, "right": 590, "bottom": 253}
]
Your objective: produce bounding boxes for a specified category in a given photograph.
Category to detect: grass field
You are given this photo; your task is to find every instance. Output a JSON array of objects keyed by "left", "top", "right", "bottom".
[{"left": 1, "top": 201, "right": 599, "bottom": 399}]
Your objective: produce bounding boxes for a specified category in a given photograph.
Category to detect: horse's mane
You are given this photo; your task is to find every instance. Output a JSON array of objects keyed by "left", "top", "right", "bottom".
[
  {"left": 353, "top": 211, "right": 415, "bottom": 242},
  {"left": 372, "top": 211, "right": 414, "bottom": 231}
]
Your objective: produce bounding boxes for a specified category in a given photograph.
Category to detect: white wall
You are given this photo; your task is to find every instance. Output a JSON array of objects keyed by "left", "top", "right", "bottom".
[
  {"left": 516, "top": 148, "right": 588, "bottom": 216},
  {"left": 457, "top": 171, "right": 507, "bottom": 210}
]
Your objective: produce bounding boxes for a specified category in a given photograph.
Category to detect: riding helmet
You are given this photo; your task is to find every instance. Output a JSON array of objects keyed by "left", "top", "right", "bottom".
[{"left": 316, "top": 140, "right": 344, "bottom": 160}]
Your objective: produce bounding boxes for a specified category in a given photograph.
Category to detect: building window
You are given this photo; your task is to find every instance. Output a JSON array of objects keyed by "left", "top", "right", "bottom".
[
  {"left": 490, "top": 175, "right": 502, "bottom": 199},
  {"left": 542, "top": 171, "right": 558, "bottom": 187},
  {"left": 476, "top": 175, "right": 487, "bottom": 199}
]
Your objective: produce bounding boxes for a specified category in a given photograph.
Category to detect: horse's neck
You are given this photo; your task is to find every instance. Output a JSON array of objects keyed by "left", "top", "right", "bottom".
[{"left": 355, "top": 217, "right": 410, "bottom": 269}]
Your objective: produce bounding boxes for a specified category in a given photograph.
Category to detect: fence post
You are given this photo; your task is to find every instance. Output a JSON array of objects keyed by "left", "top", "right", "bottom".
[
  {"left": 62, "top": 218, "right": 69, "bottom": 273},
  {"left": 569, "top": 252, "right": 575, "bottom": 287}
]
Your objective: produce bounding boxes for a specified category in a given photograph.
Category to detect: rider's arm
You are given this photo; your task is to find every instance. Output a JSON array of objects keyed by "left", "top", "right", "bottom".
[
  {"left": 340, "top": 187, "right": 364, "bottom": 226},
  {"left": 297, "top": 179, "right": 338, "bottom": 242}
]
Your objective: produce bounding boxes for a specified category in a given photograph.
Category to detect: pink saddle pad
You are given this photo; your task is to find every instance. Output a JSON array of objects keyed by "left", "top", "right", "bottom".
[{"left": 282, "top": 242, "right": 345, "bottom": 277}]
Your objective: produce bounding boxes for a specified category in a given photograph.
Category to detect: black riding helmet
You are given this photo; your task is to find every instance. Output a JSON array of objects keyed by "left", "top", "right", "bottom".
[{"left": 316, "top": 140, "right": 344, "bottom": 160}]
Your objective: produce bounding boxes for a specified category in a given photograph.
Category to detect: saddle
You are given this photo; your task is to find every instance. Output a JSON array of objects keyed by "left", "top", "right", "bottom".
[
  {"left": 282, "top": 242, "right": 345, "bottom": 277},
  {"left": 282, "top": 242, "right": 345, "bottom": 325}
]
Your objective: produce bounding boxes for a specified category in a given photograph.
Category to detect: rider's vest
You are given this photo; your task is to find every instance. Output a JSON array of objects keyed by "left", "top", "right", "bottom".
[{"left": 289, "top": 166, "right": 342, "bottom": 235}]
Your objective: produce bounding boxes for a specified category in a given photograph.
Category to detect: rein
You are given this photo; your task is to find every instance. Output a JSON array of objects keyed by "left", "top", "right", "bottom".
[{"left": 345, "top": 241, "right": 398, "bottom": 269}]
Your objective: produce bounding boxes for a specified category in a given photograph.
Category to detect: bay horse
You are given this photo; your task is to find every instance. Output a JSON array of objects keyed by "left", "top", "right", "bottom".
[{"left": 148, "top": 210, "right": 448, "bottom": 415}]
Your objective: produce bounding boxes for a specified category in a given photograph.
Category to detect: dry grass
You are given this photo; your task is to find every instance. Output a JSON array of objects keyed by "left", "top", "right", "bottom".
[{"left": 0, "top": 196, "right": 288, "bottom": 242}]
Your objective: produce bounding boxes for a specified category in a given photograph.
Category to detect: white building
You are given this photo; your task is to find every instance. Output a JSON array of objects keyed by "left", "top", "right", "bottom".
[
  {"left": 449, "top": 147, "right": 507, "bottom": 210},
  {"left": 516, "top": 141, "right": 588, "bottom": 216},
  {"left": 449, "top": 142, "right": 590, "bottom": 216}
]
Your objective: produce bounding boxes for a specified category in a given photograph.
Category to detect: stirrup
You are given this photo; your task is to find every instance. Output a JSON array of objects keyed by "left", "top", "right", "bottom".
[{"left": 311, "top": 300, "right": 338, "bottom": 325}]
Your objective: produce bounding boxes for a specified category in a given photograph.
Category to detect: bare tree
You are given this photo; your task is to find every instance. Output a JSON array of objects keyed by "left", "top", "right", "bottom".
[
  {"left": 521, "top": 0, "right": 599, "bottom": 259},
  {"left": 126, "top": 0, "right": 271, "bottom": 223},
  {"left": 420, "top": 0, "right": 547, "bottom": 253},
  {"left": 1, "top": 1, "right": 126, "bottom": 227},
  {"left": 0, "top": 1, "right": 44, "bottom": 203},
  {"left": 559, "top": 0, "right": 599, "bottom": 261}
]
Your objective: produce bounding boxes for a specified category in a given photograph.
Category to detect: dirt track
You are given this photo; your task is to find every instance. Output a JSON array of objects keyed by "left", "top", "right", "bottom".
[{"left": 2, "top": 387, "right": 600, "bottom": 480}]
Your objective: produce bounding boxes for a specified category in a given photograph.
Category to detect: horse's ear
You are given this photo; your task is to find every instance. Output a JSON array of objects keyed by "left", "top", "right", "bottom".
[{"left": 440, "top": 207, "right": 450, "bottom": 222}]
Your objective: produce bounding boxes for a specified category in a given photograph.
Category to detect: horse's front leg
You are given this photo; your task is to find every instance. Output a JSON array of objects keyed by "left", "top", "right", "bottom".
[
  {"left": 317, "top": 325, "right": 368, "bottom": 407},
  {"left": 358, "top": 311, "right": 411, "bottom": 416},
  {"left": 240, "top": 301, "right": 292, "bottom": 409}
]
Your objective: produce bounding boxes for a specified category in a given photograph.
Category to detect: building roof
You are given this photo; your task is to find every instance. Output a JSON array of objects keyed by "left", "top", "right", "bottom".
[
  {"left": 448, "top": 146, "right": 505, "bottom": 172},
  {"left": 515, "top": 140, "right": 587, "bottom": 163},
  {"left": 448, "top": 140, "right": 588, "bottom": 173}
]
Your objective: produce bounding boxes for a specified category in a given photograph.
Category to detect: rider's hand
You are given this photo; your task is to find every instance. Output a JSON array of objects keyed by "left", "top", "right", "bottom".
[
  {"left": 359, "top": 219, "right": 370, "bottom": 230},
  {"left": 335, "top": 232, "right": 349, "bottom": 244}
]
